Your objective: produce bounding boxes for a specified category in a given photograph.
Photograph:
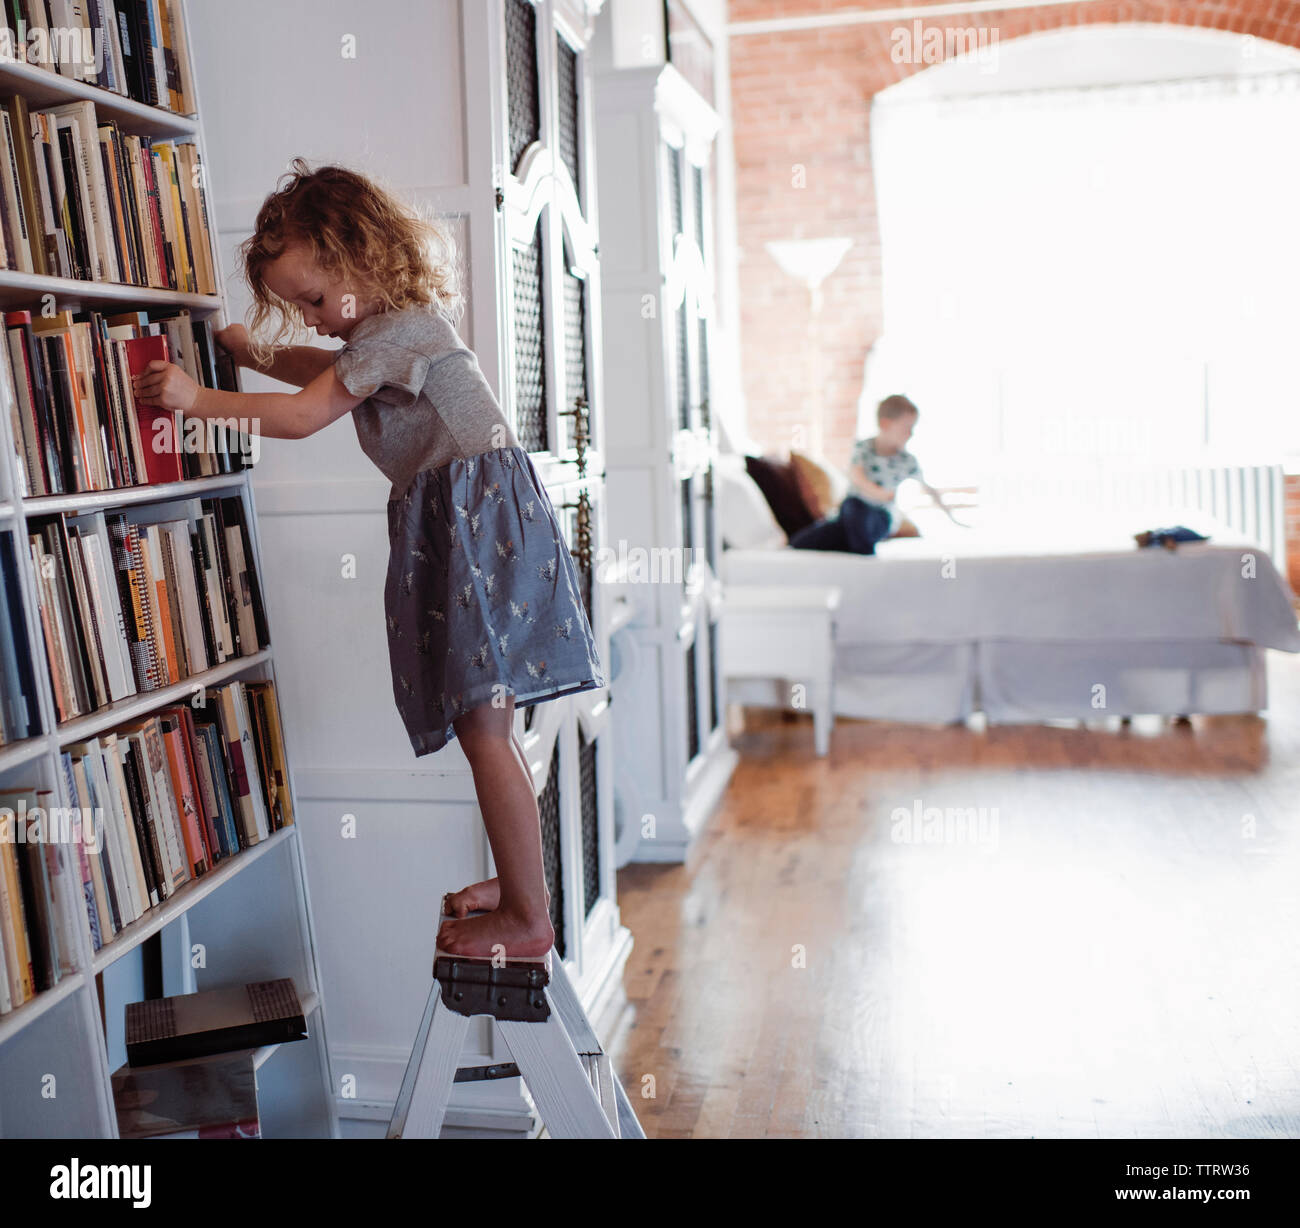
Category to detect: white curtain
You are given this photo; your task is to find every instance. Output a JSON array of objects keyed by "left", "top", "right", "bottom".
[{"left": 865, "top": 71, "right": 1300, "bottom": 486}]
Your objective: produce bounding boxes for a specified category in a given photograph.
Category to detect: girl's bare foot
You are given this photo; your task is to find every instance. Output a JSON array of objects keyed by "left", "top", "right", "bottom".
[
  {"left": 437, "top": 907, "right": 555, "bottom": 959},
  {"left": 443, "top": 877, "right": 551, "bottom": 918},
  {"left": 443, "top": 878, "right": 500, "bottom": 917}
]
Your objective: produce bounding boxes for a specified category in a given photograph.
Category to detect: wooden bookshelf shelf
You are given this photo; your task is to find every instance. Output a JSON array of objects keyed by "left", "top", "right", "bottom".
[
  {"left": 55, "top": 647, "right": 271, "bottom": 745},
  {"left": 0, "top": 269, "right": 221, "bottom": 312},
  {"left": 0, "top": 59, "right": 199, "bottom": 138},
  {"left": 20, "top": 471, "right": 248, "bottom": 516},
  {"left": 90, "top": 825, "right": 295, "bottom": 974}
]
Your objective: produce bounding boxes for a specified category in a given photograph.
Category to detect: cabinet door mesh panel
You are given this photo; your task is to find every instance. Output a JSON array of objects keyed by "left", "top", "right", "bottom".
[
  {"left": 556, "top": 34, "right": 581, "bottom": 200},
  {"left": 539, "top": 741, "right": 565, "bottom": 958},
  {"left": 667, "top": 143, "right": 683, "bottom": 238},
  {"left": 697, "top": 315, "right": 709, "bottom": 419},
  {"left": 707, "top": 618, "right": 720, "bottom": 731},
  {"left": 704, "top": 463, "right": 716, "bottom": 569},
  {"left": 578, "top": 726, "right": 600, "bottom": 919},
  {"left": 680, "top": 475, "right": 693, "bottom": 553},
  {"left": 563, "top": 256, "right": 588, "bottom": 416},
  {"left": 685, "top": 638, "right": 700, "bottom": 761},
  {"left": 505, "top": 0, "right": 540, "bottom": 175},
  {"left": 675, "top": 303, "right": 690, "bottom": 430},
  {"left": 512, "top": 221, "right": 549, "bottom": 453},
  {"left": 692, "top": 163, "right": 705, "bottom": 251}
]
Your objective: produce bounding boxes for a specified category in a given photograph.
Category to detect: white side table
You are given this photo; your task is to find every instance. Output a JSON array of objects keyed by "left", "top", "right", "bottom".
[{"left": 719, "top": 585, "right": 841, "bottom": 756}]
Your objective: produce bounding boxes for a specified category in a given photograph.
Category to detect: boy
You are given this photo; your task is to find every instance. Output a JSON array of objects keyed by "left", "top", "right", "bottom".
[{"left": 791, "top": 394, "right": 962, "bottom": 553}]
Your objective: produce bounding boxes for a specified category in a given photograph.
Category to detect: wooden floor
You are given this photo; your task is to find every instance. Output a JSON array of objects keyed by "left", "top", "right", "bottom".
[{"left": 610, "top": 654, "right": 1300, "bottom": 1139}]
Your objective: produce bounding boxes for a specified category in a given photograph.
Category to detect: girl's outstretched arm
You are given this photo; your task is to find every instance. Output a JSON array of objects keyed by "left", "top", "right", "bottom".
[
  {"left": 214, "top": 324, "right": 336, "bottom": 388},
  {"left": 242, "top": 345, "right": 337, "bottom": 389},
  {"left": 132, "top": 359, "right": 367, "bottom": 440}
]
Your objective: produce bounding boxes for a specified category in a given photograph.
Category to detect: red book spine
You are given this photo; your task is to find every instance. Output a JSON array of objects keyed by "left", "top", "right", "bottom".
[{"left": 122, "top": 334, "right": 182, "bottom": 484}]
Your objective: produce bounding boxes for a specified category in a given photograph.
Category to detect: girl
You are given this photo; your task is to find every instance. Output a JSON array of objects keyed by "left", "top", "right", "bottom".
[{"left": 133, "top": 160, "right": 604, "bottom": 959}]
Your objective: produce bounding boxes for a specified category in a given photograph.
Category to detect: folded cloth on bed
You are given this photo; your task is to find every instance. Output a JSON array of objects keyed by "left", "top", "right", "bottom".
[{"left": 1135, "top": 525, "right": 1209, "bottom": 548}]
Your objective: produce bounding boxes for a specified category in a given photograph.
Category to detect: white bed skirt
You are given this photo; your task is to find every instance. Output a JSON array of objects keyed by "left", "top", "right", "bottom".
[
  {"left": 975, "top": 639, "right": 1266, "bottom": 722},
  {"left": 728, "top": 640, "right": 1267, "bottom": 725}
]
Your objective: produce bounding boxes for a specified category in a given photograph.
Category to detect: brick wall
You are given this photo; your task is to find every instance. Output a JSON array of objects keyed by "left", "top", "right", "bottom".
[
  {"left": 727, "top": 0, "right": 1300, "bottom": 486},
  {"left": 1287, "top": 475, "right": 1300, "bottom": 593}
]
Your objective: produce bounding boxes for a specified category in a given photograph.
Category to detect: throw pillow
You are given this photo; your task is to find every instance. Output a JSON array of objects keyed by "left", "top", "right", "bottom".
[{"left": 744, "top": 454, "right": 817, "bottom": 538}]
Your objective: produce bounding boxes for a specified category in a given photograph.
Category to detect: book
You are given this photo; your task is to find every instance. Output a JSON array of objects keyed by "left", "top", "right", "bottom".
[
  {"left": 0, "top": 532, "right": 41, "bottom": 744},
  {"left": 29, "top": 501, "right": 265, "bottom": 718},
  {"left": 46, "top": 101, "right": 115, "bottom": 280},
  {"left": 53, "top": 676, "right": 295, "bottom": 947},
  {"left": 2, "top": 94, "right": 48, "bottom": 277},
  {"left": 122, "top": 715, "right": 189, "bottom": 897},
  {"left": 0, "top": 788, "right": 82, "bottom": 1004},
  {"left": 69, "top": 512, "right": 137, "bottom": 704},
  {"left": 5, "top": 305, "right": 242, "bottom": 497},
  {"left": 245, "top": 680, "right": 294, "bottom": 832},
  {"left": 158, "top": 707, "right": 209, "bottom": 878},
  {"left": 0, "top": 811, "right": 35, "bottom": 1005},
  {"left": 7, "top": 94, "right": 214, "bottom": 287},
  {"left": 5, "top": 310, "right": 63, "bottom": 494},
  {"left": 66, "top": 751, "right": 117, "bottom": 942},
  {"left": 124, "top": 978, "right": 307, "bottom": 1067},
  {"left": 210, "top": 682, "right": 268, "bottom": 845},
  {"left": 122, "top": 332, "right": 180, "bottom": 485},
  {"left": 0, "top": 105, "right": 34, "bottom": 272},
  {"left": 112, "top": 1049, "right": 260, "bottom": 1139},
  {"left": 115, "top": 735, "right": 164, "bottom": 910},
  {"left": 29, "top": 516, "right": 96, "bottom": 720}
]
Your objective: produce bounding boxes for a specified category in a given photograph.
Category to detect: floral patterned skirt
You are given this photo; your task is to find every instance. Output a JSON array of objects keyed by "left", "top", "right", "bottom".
[{"left": 384, "top": 445, "right": 604, "bottom": 756}]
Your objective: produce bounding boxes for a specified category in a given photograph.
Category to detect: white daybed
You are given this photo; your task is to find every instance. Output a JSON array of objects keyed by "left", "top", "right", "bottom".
[{"left": 720, "top": 509, "right": 1300, "bottom": 724}]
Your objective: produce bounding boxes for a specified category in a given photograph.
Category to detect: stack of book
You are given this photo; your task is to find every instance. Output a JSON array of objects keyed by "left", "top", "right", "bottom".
[
  {"left": 0, "top": 675, "right": 296, "bottom": 1011},
  {"left": 26, "top": 493, "right": 268, "bottom": 723},
  {"left": 3, "top": 306, "right": 245, "bottom": 498},
  {"left": 0, "top": 531, "right": 43, "bottom": 745},
  {"left": 2, "top": 1, "right": 197, "bottom": 113},
  {"left": 111, "top": 978, "right": 311, "bottom": 1138},
  {"left": 0, "top": 93, "right": 216, "bottom": 290}
]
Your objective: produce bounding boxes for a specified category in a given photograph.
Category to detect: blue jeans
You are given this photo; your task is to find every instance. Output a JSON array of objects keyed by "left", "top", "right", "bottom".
[{"left": 789, "top": 495, "right": 892, "bottom": 555}]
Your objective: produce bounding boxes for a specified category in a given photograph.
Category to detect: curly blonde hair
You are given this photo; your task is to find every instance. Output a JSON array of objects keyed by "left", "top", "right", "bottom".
[{"left": 238, "top": 158, "right": 463, "bottom": 367}]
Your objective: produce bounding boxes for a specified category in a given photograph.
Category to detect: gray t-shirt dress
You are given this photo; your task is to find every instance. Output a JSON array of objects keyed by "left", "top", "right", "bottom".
[{"left": 332, "top": 302, "right": 604, "bottom": 756}]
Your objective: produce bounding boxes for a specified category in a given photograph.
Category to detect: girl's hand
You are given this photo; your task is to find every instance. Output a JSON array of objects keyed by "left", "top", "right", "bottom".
[
  {"left": 132, "top": 360, "right": 200, "bottom": 413},
  {"left": 214, "top": 323, "right": 250, "bottom": 365}
]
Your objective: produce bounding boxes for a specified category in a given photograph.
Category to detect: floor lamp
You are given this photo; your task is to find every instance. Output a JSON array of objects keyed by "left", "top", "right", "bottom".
[{"left": 764, "top": 237, "right": 853, "bottom": 459}]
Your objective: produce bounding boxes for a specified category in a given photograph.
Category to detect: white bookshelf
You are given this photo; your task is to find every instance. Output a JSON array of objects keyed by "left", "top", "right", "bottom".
[{"left": 0, "top": 1, "right": 337, "bottom": 1139}]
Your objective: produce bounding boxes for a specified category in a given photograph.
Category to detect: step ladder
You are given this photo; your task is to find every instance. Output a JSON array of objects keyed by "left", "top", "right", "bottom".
[{"left": 387, "top": 918, "right": 644, "bottom": 1139}]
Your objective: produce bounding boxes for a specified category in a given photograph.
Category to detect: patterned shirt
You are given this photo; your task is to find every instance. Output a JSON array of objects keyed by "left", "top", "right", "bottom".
[{"left": 848, "top": 437, "right": 922, "bottom": 528}]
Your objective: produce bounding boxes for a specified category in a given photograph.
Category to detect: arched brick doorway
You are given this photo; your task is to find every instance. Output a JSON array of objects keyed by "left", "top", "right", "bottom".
[{"left": 728, "top": 3, "right": 1300, "bottom": 465}]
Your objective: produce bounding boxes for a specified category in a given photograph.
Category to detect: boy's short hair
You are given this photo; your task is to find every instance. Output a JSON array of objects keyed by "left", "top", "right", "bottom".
[{"left": 878, "top": 394, "right": 919, "bottom": 423}]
